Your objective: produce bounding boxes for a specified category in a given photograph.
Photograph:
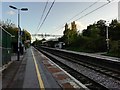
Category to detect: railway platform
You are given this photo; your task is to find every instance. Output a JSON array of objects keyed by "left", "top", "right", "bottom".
[
  {"left": 2, "top": 46, "right": 88, "bottom": 89},
  {"left": 52, "top": 47, "right": 120, "bottom": 62}
]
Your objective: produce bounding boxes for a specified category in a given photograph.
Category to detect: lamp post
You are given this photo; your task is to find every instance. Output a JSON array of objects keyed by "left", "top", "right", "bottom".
[
  {"left": 9, "top": 5, "right": 28, "bottom": 61},
  {"left": 106, "top": 21, "right": 109, "bottom": 53}
]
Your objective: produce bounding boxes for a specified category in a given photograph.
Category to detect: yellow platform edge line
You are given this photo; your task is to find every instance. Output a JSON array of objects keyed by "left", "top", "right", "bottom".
[{"left": 31, "top": 49, "right": 45, "bottom": 89}]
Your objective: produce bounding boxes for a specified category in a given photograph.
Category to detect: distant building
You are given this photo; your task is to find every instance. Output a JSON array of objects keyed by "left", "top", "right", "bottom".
[{"left": 54, "top": 42, "right": 65, "bottom": 49}]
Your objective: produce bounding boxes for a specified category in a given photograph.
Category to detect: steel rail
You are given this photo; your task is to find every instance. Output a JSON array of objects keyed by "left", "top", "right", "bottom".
[{"left": 36, "top": 46, "right": 120, "bottom": 89}]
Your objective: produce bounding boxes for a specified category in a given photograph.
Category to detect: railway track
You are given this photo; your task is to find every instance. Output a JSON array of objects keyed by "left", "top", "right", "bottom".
[
  {"left": 46, "top": 50, "right": 120, "bottom": 81},
  {"left": 36, "top": 46, "right": 120, "bottom": 90}
]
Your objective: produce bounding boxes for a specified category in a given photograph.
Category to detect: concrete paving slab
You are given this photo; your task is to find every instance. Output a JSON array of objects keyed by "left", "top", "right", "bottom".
[
  {"left": 2, "top": 60, "right": 22, "bottom": 88},
  {"left": 9, "top": 54, "right": 27, "bottom": 88},
  {"left": 32, "top": 47, "right": 61, "bottom": 89},
  {"left": 23, "top": 48, "right": 39, "bottom": 88},
  {"left": 2, "top": 54, "right": 24, "bottom": 89}
]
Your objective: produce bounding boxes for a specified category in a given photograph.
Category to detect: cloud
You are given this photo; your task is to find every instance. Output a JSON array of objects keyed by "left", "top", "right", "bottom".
[
  {"left": 66, "top": 21, "right": 86, "bottom": 33},
  {"left": 7, "top": 10, "right": 16, "bottom": 15},
  {"left": 75, "top": 21, "right": 86, "bottom": 33}
]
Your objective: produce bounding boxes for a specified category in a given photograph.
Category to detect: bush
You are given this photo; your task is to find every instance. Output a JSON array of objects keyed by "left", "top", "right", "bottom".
[{"left": 109, "top": 41, "right": 120, "bottom": 57}]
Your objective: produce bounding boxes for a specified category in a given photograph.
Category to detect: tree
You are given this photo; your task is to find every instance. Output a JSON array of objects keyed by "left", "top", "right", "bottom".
[
  {"left": 21, "top": 29, "right": 31, "bottom": 48},
  {"left": 96, "top": 20, "right": 106, "bottom": 37},
  {"left": 59, "top": 19, "right": 120, "bottom": 56},
  {"left": 62, "top": 21, "right": 78, "bottom": 45},
  {"left": 109, "top": 19, "right": 120, "bottom": 41},
  {"left": 82, "top": 20, "right": 107, "bottom": 52},
  {"left": 63, "top": 23, "right": 70, "bottom": 45},
  {"left": 82, "top": 24, "right": 100, "bottom": 38}
]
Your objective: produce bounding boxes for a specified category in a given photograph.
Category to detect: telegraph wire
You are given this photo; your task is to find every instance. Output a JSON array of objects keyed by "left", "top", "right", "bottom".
[
  {"left": 37, "top": 0, "right": 55, "bottom": 34},
  {"left": 54, "top": 0, "right": 115, "bottom": 34},
  {"left": 39, "top": 0, "right": 49, "bottom": 26},
  {"left": 75, "top": 0, "right": 114, "bottom": 21},
  {"left": 53, "top": 0, "right": 101, "bottom": 33},
  {"left": 35, "top": 0, "right": 49, "bottom": 34},
  {"left": 34, "top": 0, "right": 115, "bottom": 40},
  {"left": 65, "top": 0, "right": 101, "bottom": 24},
  {"left": 34, "top": 0, "right": 55, "bottom": 40}
]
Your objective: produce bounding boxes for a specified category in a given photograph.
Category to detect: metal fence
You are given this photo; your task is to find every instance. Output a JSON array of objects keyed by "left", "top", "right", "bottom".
[{"left": 1, "top": 28, "right": 12, "bottom": 66}]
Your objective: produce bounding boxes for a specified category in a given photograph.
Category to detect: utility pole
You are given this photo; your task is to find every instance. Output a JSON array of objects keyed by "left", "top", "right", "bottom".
[{"left": 106, "top": 22, "right": 109, "bottom": 53}]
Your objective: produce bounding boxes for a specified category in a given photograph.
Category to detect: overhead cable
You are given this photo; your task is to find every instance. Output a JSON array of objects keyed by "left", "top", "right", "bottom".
[
  {"left": 54, "top": 0, "right": 101, "bottom": 32},
  {"left": 37, "top": 0, "right": 55, "bottom": 33},
  {"left": 55, "top": 0, "right": 114, "bottom": 33},
  {"left": 37, "top": 0, "right": 49, "bottom": 29},
  {"left": 75, "top": 0, "right": 113, "bottom": 21},
  {"left": 35, "top": 0, "right": 49, "bottom": 34}
]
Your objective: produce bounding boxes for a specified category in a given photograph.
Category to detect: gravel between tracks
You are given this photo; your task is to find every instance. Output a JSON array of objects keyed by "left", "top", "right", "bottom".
[{"left": 42, "top": 50, "right": 120, "bottom": 90}]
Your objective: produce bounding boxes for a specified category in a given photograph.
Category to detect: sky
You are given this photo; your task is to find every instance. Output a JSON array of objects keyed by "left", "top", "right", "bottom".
[
  {"left": 118, "top": 1, "right": 120, "bottom": 22},
  {"left": 1, "top": 0, "right": 120, "bottom": 41}
]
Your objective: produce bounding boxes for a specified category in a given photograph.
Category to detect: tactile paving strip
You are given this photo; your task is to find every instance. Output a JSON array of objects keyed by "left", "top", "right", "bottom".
[{"left": 42, "top": 57, "right": 81, "bottom": 89}]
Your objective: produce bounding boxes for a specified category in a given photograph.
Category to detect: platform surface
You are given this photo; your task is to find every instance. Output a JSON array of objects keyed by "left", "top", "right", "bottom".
[{"left": 2, "top": 47, "right": 88, "bottom": 89}]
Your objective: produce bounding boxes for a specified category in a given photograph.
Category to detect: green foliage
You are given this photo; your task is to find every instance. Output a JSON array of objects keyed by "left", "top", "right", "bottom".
[
  {"left": 62, "top": 21, "right": 78, "bottom": 45},
  {"left": 60, "top": 19, "right": 120, "bottom": 57},
  {"left": 22, "top": 29, "right": 31, "bottom": 43},
  {"left": 109, "top": 20, "right": 120, "bottom": 41},
  {"left": 1, "top": 21, "right": 31, "bottom": 52},
  {"left": 84, "top": 37, "right": 106, "bottom": 52},
  {"left": 21, "top": 29, "right": 31, "bottom": 48},
  {"left": 109, "top": 40, "right": 120, "bottom": 57},
  {"left": 83, "top": 24, "right": 100, "bottom": 38}
]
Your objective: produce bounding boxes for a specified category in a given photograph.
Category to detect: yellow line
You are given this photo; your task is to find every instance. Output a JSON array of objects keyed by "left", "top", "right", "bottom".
[{"left": 31, "top": 49, "right": 45, "bottom": 89}]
